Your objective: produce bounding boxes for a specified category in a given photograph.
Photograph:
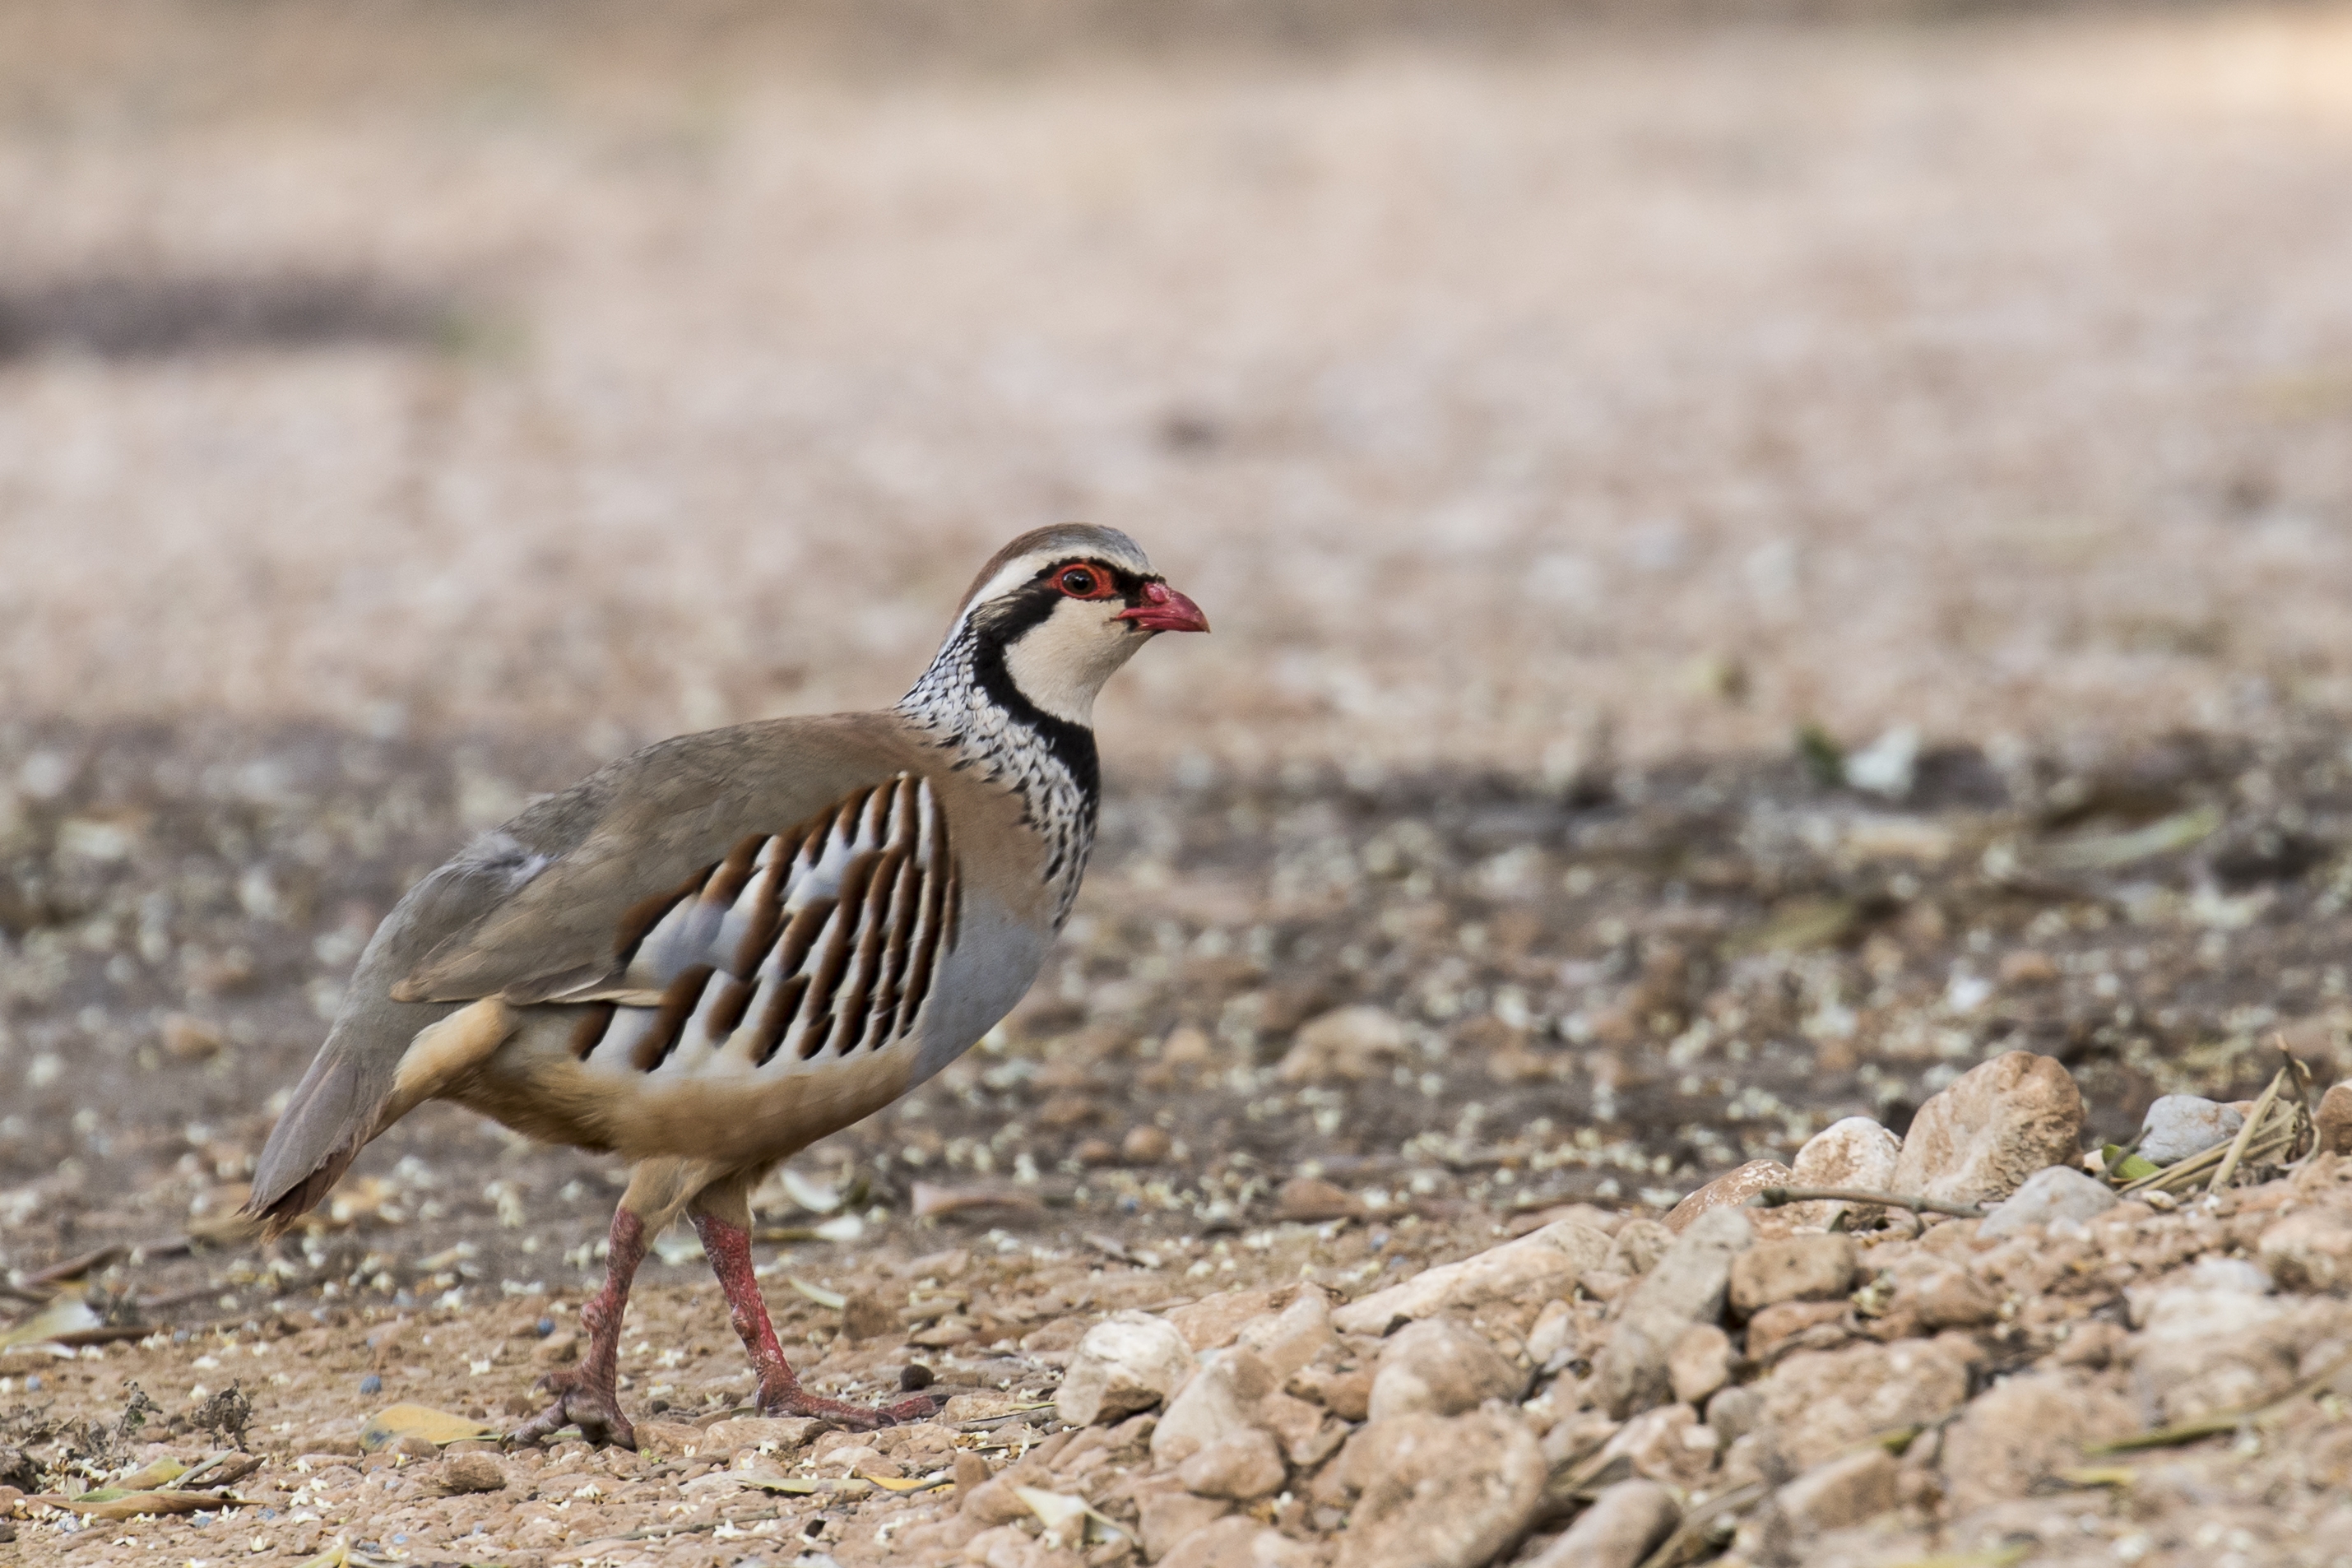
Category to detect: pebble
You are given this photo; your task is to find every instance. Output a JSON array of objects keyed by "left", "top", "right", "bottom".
[
  {"left": 1757, "top": 1338, "right": 1974, "bottom": 1470},
  {"left": 963, "top": 1521, "right": 1038, "bottom": 1567},
  {"left": 1330, "top": 1408, "right": 1547, "bottom": 1568},
  {"left": 1742, "top": 1297, "right": 1849, "bottom": 1363},
  {"left": 1161, "top": 1517, "right": 1303, "bottom": 1568},
  {"left": 1889, "top": 1051, "right": 2085, "bottom": 1205},
  {"left": 1273, "top": 1176, "right": 1363, "bottom": 1222},
  {"left": 2258, "top": 1210, "right": 2352, "bottom": 1292},
  {"left": 1367, "top": 1316, "right": 1526, "bottom": 1422},
  {"left": 1141, "top": 1491, "right": 1232, "bottom": 1560},
  {"left": 1232, "top": 1288, "right": 1338, "bottom": 1381},
  {"left": 1667, "top": 1323, "right": 1732, "bottom": 1405},
  {"left": 1613, "top": 1403, "right": 1716, "bottom": 1487},
  {"left": 160, "top": 1013, "right": 224, "bottom": 1061},
  {"left": 1997, "top": 949, "right": 2060, "bottom": 986},
  {"left": 1177, "top": 1428, "right": 1286, "bottom": 1500},
  {"left": 2316, "top": 1083, "right": 2352, "bottom": 1157},
  {"left": 1769, "top": 1446, "right": 1899, "bottom": 1540},
  {"left": 1526, "top": 1478, "right": 1679, "bottom": 1568},
  {"left": 437, "top": 1452, "right": 508, "bottom": 1494},
  {"left": 701, "top": 1416, "right": 822, "bottom": 1454},
  {"left": 2130, "top": 1295, "right": 2327, "bottom": 1428},
  {"left": 2136, "top": 1095, "right": 2244, "bottom": 1165},
  {"left": 1603, "top": 1218, "right": 1675, "bottom": 1278},
  {"left": 1332, "top": 1218, "right": 1610, "bottom": 1335},
  {"left": 1153, "top": 1347, "right": 1277, "bottom": 1467},
  {"left": 1593, "top": 1207, "right": 1753, "bottom": 1418},
  {"left": 1121, "top": 1125, "right": 1174, "bottom": 1164},
  {"left": 1728, "top": 1235, "right": 1858, "bottom": 1315},
  {"left": 1172, "top": 1287, "right": 1295, "bottom": 1352},
  {"left": 1937, "top": 1371, "right": 2133, "bottom": 1515},
  {"left": 1787, "top": 1116, "right": 1902, "bottom": 1230},
  {"left": 1979, "top": 1164, "right": 2114, "bottom": 1238},
  {"left": 1057, "top": 1311, "right": 1199, "bottom": 1427},
  {"left": 1276, "top": 1004, "right": 1411, "bottom": 1083},
  {"left": 358, "top": 1374, "right": 383, "bottom": 1396},
  {"left": 1663, "top": 1159, "right": 1793, "bottom": 1233},
  {"left": 1891, "top": 1260, "right": 2002, "bottom": 1331}
]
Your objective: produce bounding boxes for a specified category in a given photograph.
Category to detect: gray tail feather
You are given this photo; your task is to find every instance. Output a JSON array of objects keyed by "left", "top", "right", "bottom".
[{"left": 243, "top": 1041, "right": 395, "bottom": 1241}]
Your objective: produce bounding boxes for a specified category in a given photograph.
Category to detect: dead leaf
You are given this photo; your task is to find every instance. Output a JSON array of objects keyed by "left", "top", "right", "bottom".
[
  {"left": 114, "top": 1457, "right": 188, "bottom": 1491},
  {"left": 0, "top": 1296, "right": 103, "bottom": 1351},
  {"left": 1014, "top": 1484, "right": 1125, "bottom": 1543},
  {"left": 786, "top": 1277, "right": 847, "bottom": 1311},
  {"left": 778, "top": 1168, "right": 843, "bottom": 1213},
  {"left": 2043, "top": 805, "right": 2220, "bottom": 872},
  {"left": 358, "top": 1403, "right": 499, "bottom": 1452},
  {"left": 60, "top": 1487, "right": 246, "bottom": 1519},
  {"left": 911, "top": 1182, "right": 1041, "bottom": 1218}
]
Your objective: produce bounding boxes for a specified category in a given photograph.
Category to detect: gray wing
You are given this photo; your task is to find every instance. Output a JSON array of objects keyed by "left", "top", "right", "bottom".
[{"left": 392, "top": 721, "right": 919, "bottom": 1007}]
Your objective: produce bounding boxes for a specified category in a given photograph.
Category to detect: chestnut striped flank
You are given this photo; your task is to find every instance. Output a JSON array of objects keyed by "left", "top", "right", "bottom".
[{"left": 565, "top": 774, "right": 958, "bottom": 1079}]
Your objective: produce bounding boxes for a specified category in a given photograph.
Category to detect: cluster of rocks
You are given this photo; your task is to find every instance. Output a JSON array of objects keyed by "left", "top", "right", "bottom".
[{"left": 895, "top": 1049, "right": 2352, "bottom": 1568}]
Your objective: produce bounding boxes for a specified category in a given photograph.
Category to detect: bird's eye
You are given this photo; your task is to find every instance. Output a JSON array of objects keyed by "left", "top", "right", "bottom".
[{"left": 1057, "top": 566, "right": 1108, "bottom": 597}]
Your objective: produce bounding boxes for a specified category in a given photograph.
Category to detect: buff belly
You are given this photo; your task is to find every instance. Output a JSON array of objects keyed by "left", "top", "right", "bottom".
[{"left": 444, "top": 1003, "right": 921, "bottom": 1168}]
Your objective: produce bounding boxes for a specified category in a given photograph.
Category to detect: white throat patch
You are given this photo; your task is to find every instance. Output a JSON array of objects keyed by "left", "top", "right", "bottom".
[{"left": 1001, "top": 600, "right": 1146, "bottom": 725}]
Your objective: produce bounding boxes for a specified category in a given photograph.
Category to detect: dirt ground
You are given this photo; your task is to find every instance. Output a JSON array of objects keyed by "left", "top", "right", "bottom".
[{"left": 8, "top": 712, "right": 2352, "bottom": 1564}]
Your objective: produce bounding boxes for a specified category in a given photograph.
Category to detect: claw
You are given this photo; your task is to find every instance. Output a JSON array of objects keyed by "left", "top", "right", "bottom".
[
  {"left": 509, "top": 1367, "right": 638, "bottom": 1450},
  {"left": 758, "top": 1386, "right": 940, "bottom": 1431}
]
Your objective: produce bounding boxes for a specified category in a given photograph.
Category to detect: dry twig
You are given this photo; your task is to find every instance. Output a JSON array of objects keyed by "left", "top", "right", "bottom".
[{"left": 1751, "top": 1186, "right": 1986, "bottom": 1220}]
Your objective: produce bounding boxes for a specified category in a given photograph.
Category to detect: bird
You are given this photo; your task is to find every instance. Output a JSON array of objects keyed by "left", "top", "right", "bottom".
[{"left": 242, "top": 524, "right": 1208, "bottom": 1448}]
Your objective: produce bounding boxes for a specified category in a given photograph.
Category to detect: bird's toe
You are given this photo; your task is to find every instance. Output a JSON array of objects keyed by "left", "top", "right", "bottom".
[
  {"left": 509, "top": 1371, "right": 637, "bottom": 1450},
  {"left": 756, "top": 1386, "right": 939, "bottom": 1431}
]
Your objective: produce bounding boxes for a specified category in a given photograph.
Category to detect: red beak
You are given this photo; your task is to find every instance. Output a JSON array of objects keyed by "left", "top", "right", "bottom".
[{"left": 1116, "top": 580, "right": 1210, "bottom": 634}]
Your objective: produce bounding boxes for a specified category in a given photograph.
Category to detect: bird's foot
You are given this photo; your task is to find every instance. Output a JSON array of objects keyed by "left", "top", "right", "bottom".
[
  {"left": 756, "top": 1384, "right": 939, "bottom": 1431},
  {"left": 510, "top": 1367, "right": 638, "bottom": 1450}
]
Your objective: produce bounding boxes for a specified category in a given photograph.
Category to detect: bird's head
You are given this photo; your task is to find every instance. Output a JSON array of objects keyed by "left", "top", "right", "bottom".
[{"left": 945, "top": 524, "right": 1208, "bottom": 726}]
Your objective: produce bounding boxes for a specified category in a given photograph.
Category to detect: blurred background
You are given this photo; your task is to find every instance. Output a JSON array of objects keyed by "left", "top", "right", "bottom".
[
  {"left": 2, "top": 0, "right": 2348, "bottom": 779},
  {"left": 6, "top": 0, "right": 2352, "bottom": 1289}
]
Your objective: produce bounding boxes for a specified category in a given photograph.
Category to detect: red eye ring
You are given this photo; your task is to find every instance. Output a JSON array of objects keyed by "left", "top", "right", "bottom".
[{"left": 1055, "top": 564, "right": 1117, "bottom": 599}]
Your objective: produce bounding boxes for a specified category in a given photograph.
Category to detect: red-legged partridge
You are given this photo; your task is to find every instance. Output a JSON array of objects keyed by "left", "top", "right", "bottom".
[{"left": 244, "top": 525, "right": 1208, "bottom": 1446}]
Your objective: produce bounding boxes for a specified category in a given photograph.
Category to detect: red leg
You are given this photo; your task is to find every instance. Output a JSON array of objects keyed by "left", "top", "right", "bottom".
[
  {"left": 692, "top": 1211, "right": 938, "bottom": 1431},
  {"left": 512, "top": 1205, "right": 647, "bottom": 1450}
]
